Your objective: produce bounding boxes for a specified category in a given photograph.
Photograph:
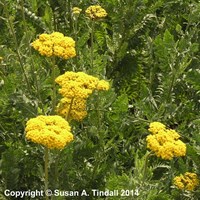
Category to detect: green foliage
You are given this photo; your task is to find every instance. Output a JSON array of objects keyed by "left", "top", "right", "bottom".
[
  {"left": 106, "top": 152, "right": 172, "bottom": 200},
  {"left": 0, "top": 0, "right": 200, "bottom": 199},
  {"left": 1, "top": 148, "right": 21, "bottom": 190}
]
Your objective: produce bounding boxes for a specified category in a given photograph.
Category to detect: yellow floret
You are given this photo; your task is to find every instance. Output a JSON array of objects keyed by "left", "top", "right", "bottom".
[
  {"left": 72, "top": 7, "right": 82, "bottom": 15},
  {"left": 31, "top": 32, "right": 76, "bottom": 59},
  {"left": 173, "top": 172, "right": 199, "bottom": 191},
  {"left": 85, "top": 5, "right": 107, "bottom": 20},
  {"left": 148, "top": 122, "right": 166, "bottom": 134},
  {"left": 56, "top": 97, "right": 88, "bottom": 121},
  {"left": 96, "top": 80, "right": 110, "bottom": 91},
  {"left": 25, "top": 115, "right": 73, "bottom": 149},
  {"left": 146, "top": 122, "right": 186, "bottom": 160},
  {"left": 55, "top": 71, "right": 109, "bottom": 121}
]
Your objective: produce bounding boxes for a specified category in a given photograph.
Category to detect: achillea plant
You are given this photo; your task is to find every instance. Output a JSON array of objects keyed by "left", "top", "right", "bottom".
[
  {"left": 146, "top": 122, "right": 186, "bottom": 160},
  {"left": 72, "top": 7, "right": 82, "bottom": 15},
  {"left": 85, "top": 5, "right": 107, "bottom": 20},
  {"left": 55, "top": 71, "right": 109, "bottom": 121},
  {"left": 31, "top": 32, "right": 76, "bottom": 59},
  {"left": 25, "top": 115, "right": 73, "bottom": 149},
  {"left": 173, "top": 172, "right": 199, "bottom": 191}
]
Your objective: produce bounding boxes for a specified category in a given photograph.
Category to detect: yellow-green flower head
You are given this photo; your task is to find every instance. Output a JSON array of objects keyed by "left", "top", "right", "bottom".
[
  {"left": 85, "top": 5, "right": 107, "bottom": 20},
  {"left": 72, "top": 7, "right": 82, "bottom": 15},
  {"left": 173, "top": 172, "right": 199, "bottom": 191},
  {"left": 146, "top": 122, "right": 186, "bottom": 160},
  {"left": 25, "top": 115, "right": 73, "bottom": 149},
  {"left": 31, "top": 32, "right": 76, "bottom": 59}
]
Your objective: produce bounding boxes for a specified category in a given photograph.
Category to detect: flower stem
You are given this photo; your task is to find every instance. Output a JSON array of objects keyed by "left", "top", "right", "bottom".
[
  {"left": 72, "top": 16, "right": 79, "bottom": 70},
  {"left": 66, "top": 97, "right": 74, "bottom": 121},
  {"left": 67, "top": 0, "right": 73, "bottom": 33},
  {"left": 44, "top": 147, "right": 49, "bottom": 200},
  {"left": 51, "top": 57, "right": 57, "bottom": 114},
  {"left": 91, "top": 20, "right": 95, "bottom": 70},
  {"left": 96, "top": 94, "right": 101, "bottom": 131},
  {"left": 166, "top": 70, "right": 176, "bottom": 103},
  {"left": 53, "top": 150, "right": 60, "bottom": 189}
]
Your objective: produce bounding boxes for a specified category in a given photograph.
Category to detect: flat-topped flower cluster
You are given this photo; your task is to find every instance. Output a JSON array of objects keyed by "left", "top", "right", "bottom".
[
  {"left": 146, "top": 122, "right": 186, "bottom": 160},
  {"left": 25, "top": 115, "right": 73, "bottom": 149},
  {"left": 173, "top": 172, "right": 199, "bottom": 191},
  {"left": 55, "top": 71, "right": 109, "bottom": 121},
  {"left": 31, "top": 32, "right": 76, "bottom": 59},
  {"left": 85, "top": 5, "right": 107, "bottom": 20}
]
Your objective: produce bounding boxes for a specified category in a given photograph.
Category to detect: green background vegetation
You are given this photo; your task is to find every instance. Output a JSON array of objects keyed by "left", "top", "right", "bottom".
[{"left": 0, "top": 0, "right": 200, "bottom": 199}]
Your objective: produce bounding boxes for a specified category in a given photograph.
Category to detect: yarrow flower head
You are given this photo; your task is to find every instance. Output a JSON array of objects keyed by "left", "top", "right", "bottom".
[
  {"left": 55, "top": 71, "right": 109, "bottom": 121},
  {"left": 72, "top": 7, "right": 82, "bottom": 15},
  {"left": 173, "top": 172, "right": 199, "bottom": 191},
  {"left": 57, "top": 97, "right": 88, "bottom": 122},
  {"left": 55, "top": 71, "right": 110, "bottom": 99},
  {"left": 85, "top": 5, "right": 107, "bottom": 20},
  {"left": 31, "top": 32, "right": 76, "bottom": 59},
  {"left": 148, "top": 122, "right": 166, "bottom": 134},
  {"left": 146, "top": 122, "right": 186, "bottom": 160},
  {"left": 25, "top": 115, "right": 73, "bottom": 149}
]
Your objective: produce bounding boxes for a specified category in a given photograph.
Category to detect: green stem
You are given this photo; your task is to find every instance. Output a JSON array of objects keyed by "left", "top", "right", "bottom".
[
  {"left": 53, "top": 150, "right": 61, "bottom": 190},
  {"left": 73, "top": 17, "right": 79, "bottom": 69},
  {"left": 96, "top": 94, "right": 101, "bottom": 131},
  {"left": 67, "top": 0, "right": 73, "bottom": 33},
  {"left": 74, "top": 20, "right": 78, "bottom": 46},
  {"left": 66, "top": 97, "right": 74, "bottom": 121},
  {"left": 167, "top": 159, "right": 175, "bottom": 193},
  {"left": 51, "top": 57, "right": 57, "bottom": 114},
  {"left": 91, "top": 94, "right": 103, "bottom": 181},
  {"left": 91, "top": 20, "right": 95, "bottom": 70},
  {"left": 45, "top": 147, "right": 49, "bottom": 200},
  {"left": 166, "top": 70, "right": 176, "bottom": 103}
]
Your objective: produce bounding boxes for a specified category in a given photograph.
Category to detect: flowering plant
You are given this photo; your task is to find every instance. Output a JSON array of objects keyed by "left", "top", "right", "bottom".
[
  {"left": 55, "top": 71, "right": 109, "bottom": 121},
  {"left": 31, "top": 32, "right": 76, "bottom": 59},
  {"left": 146, "top": 122, "right": 186, "bottom": 160}
]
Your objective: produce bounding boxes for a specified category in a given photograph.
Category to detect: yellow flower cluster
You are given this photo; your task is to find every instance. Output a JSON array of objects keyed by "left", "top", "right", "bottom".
[
  {"left": 55, "top": 71, "right": 109, "bottom": 121},
  {"left": 146, "top": 122, "right": 186, "bottom": 160},
  {"left": 85, "top": 5, "right": 107, "bottom": 20},
  {"left": 57, "top": 97, "right": 88, "bottom": 122},
  {"left": 173, "top": 172, "right": 199, "bottom": 191},
  {"left": 31, "top": 32, "right": 76, "bottom": 59},
  {"left": 148, "top": 122, "right": 166, "bottom": 134},
  {"left": 25, "top": 115, "right": 73, "bottom": 149},
  {"left": 72, "top": 7, "right": 82, "bottom": 15}
]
